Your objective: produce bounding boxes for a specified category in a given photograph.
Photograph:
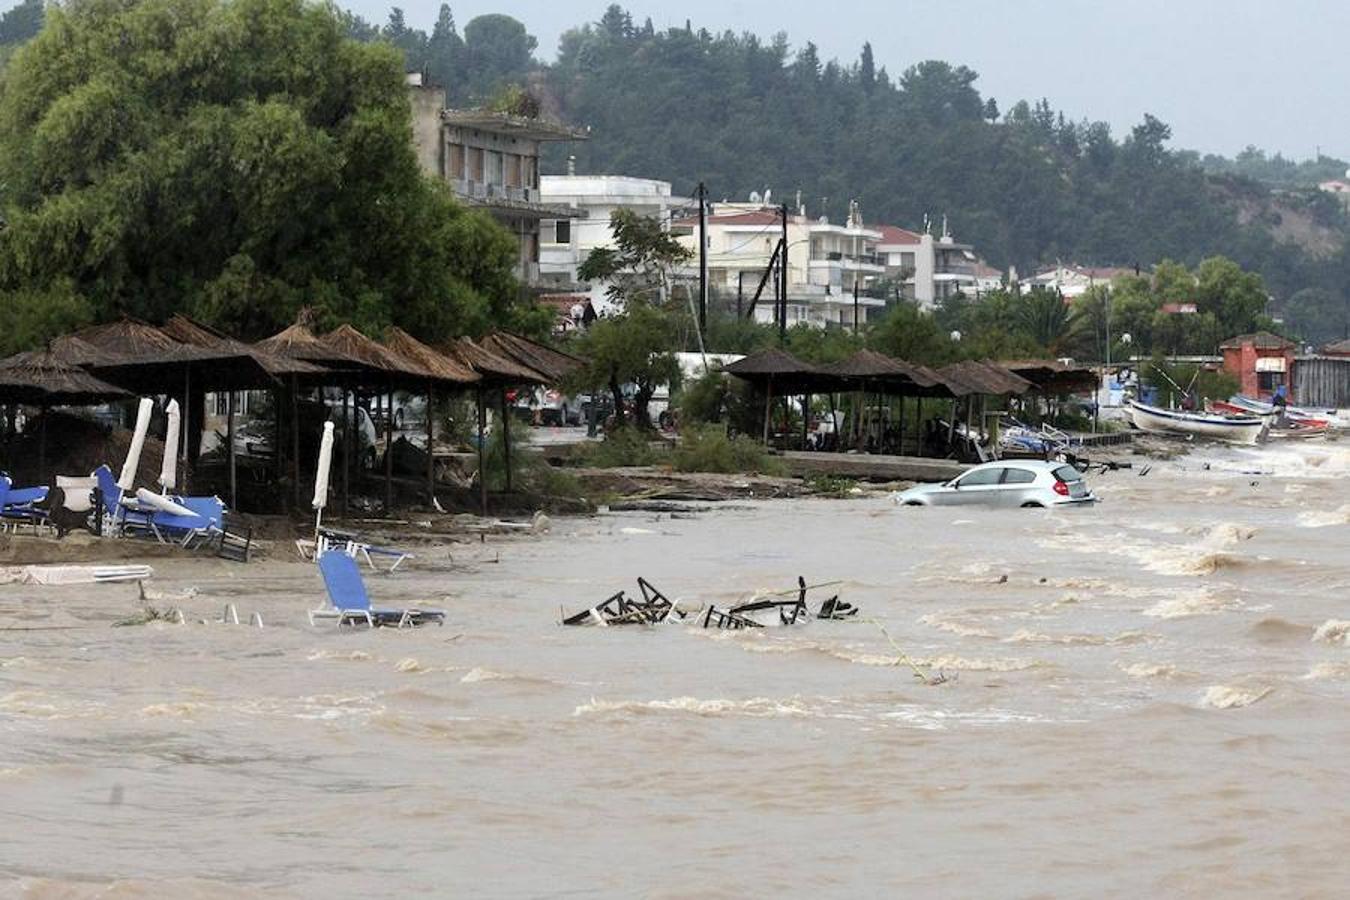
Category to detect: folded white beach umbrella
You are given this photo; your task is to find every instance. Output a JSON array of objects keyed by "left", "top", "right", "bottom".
[
  {"left": 159, "top": 399, "right": 180, "bottom": 492},
  {"left": 118, "top": 397, "right": 155, "bottom": 492},
  {"left": 313, "top": 421, "right": 335, "bottom": 512}
]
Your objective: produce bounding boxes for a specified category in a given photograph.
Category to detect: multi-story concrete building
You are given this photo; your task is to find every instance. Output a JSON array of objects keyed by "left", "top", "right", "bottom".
[
  {"left": 407, "top": 76, "right": 586, "bottom": 287},
  {"left": 875, "top": 219, "right": 998, "bottom": 308},
  {"left": 537, "top": 173, "right": 693, "bottom": 311},
  {"left": 1024, "top": 264, "right": 1135, "bottom": 299},
  {"left": 671, "top": 201, "right": 885, "bottom": 329}
]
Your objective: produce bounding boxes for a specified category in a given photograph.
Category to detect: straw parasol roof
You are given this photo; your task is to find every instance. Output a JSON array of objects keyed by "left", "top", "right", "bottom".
[
  {"left": 479, "top": 331, "right": 582, "bottom": 384},
  {"left": 381, "top": 327, "right": 480, "bottom": 385},
  {"left": 824, "top": 349, "right": 947, "bottom": 395},
  {"left": 935, "top": 360, "right": 1033, "bottom": 397},
  {"left": 0, "top": 349, "right": 131, "bottom": 405},
  {"left": 255, "top": 321, "right": 372, "bottom": 371},
  {"left": 162, "top": 314, "right": 326, "bottom": 378},
  {"left": 997, "top": 359, "right": 1096, "bottom": 395},
  {"left": 443, "top": 337, "right": 547, "bottom": 385},
  {"left": 62, "top": 318, "right": 280, "bottom": 391},
  {"left": 321, "top": 324, "right": 436, "bottom": 381},
  {"left": 721, "top": 348, "right": 838, "bottom": 394}
]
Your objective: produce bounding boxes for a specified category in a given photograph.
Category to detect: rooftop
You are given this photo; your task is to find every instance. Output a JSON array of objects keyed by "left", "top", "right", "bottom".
[
  {"left": 441, "top": 109, "right": 588, "bottom": 142},
  {"left": 1219, "top": 330, "right": 1295, "bottom": 351},
  {"left": 876, "top": 225, "right": 923, "bottom": 246}
]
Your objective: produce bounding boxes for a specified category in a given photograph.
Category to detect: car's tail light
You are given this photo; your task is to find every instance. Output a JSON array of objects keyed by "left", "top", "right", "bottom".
[{"left": 1052, "top": 480, "right": 1070, "bottom": 496}]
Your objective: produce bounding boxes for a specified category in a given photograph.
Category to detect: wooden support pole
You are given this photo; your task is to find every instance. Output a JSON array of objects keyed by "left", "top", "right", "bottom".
[
  {"left": 802, "top": 392, "right": 810, "bottom": 450},
  {"left": 291, "top": 376, "right": 301, "bottom": 511},
  {"left": 342, "top": 384, "right": 350, "bottom": 519},
  {"left": 426, "top": 381, "right": 436, "bottom": 508},
  {"left": 500, "top": 387, "right": 512, "bottom": 492},
  {"left": 383, "top": 385, "right": 394, "bottom": 516},
  {"left": 762, "top": 375, "right": 774, "bottom": 445},
  {"left": 227, "top": 388, "right": 237, "bottom": 510},
  {"left": 476, "top": 386, "right": 487, "bottom": 517}
]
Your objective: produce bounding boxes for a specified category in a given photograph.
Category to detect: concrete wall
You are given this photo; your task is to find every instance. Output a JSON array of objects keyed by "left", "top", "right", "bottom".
[{"left": 408, "top": 84, "right": 447, "bottom": 179}]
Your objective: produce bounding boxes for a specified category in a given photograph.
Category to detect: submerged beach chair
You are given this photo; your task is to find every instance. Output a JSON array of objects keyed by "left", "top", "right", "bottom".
[
  {"left": 310, "top": 526, "right": 415, "bottom": 573},
  {"left": 309, "top": 551, "right": 445, "bottom": 628}
]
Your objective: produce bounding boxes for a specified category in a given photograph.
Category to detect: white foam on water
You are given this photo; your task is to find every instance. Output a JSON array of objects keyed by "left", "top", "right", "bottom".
[
  {"left": 1143, "top": 588, "right": 1242, "bottom": 619},
  {"left": 1117, "top": 661, "right": 1182, "bottom": 679},
  {"left": 306, "top": 649, "right": 373, "bottom": 662},
  {"left": 918, "top": 613, "right": 997, "bottom": 639},
  {"left": 1297, "top": 505, "right": 1350, "bottom": 528},
  {"left": 574, "top": 695, "right": 816, "bottom": 718},
  {"left": 395, "top": 658, "right": 424, "bottom": 673},
  {"left": 1303, "top": 662, "right": 1350, "bottom": 680},
  {"left": 1002, "top": 629, "right": 1148, "bottom": 646},
  {"left": 1199, "top": 684, "right": 1272, "bottom": 709},
  {"left": 1311, "top": 620, "right": 1350, "bottom": 645}
]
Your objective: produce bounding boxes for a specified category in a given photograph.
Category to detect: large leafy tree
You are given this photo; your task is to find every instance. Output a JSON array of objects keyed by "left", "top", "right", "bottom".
[{"left": 0, "top": 0, "right": 521, "bottom": 351}]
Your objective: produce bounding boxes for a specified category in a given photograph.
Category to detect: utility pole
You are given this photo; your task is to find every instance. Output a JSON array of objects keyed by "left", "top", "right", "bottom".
[
  {"left": 779, "top": 203, "right": 789, "bottom": 343},
  {"left": 736, "top": 270, "right": 744, "bottom": 320},
  {"left": 697, "top": 181, "right": 708, "bottom": 333}
]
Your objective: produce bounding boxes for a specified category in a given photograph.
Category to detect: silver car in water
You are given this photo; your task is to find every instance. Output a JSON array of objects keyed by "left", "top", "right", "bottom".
[{"left": 894, "top": 460, "right": 1097, "bottom": 508}]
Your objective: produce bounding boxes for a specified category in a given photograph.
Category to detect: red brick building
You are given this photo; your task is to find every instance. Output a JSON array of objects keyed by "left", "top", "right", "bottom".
[{"left": 1219, "top": 331, "right": 1296, "bottom": 400}]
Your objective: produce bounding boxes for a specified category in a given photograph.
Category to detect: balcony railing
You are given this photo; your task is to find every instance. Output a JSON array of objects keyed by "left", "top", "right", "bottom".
[{"left": 452, "top": 179, "right": 540, "bottom": 204}]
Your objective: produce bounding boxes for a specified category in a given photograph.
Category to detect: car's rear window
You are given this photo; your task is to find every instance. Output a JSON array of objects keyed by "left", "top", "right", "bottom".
[
  {"left": 1052, "top": 465, "right": 1082, "bottom": 483},
  {"left": 1003, "top": 468, "right": 1036, "bottom": 484}
]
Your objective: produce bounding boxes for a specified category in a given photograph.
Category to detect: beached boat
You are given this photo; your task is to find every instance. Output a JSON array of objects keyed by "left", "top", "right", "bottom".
[
  {"left": 1226, "top": 395, "right": 1335, "bottom": 429},
  {"left": 1128, "top": 400, "right": 1266, "bottom": 444}
]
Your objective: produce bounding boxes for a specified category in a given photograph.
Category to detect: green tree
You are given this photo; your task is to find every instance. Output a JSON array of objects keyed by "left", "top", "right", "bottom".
[
  {"left": 576, "top": 209, "right": 692, "bottom": 309},
  {"left": 0, "top": 0, "right": 521, "bottom": 347},
  {"left": 463, "top": 14, "right": 536, "bottom": 99},
  {"left": 1283, "top": 287, "right": 1345, "bottom": 345},
  {"left": 567, "top": 302, "right": 679, "bottom": 430},
  {"left": 0, "top": 0, "right": 42, "bottom": 46}
]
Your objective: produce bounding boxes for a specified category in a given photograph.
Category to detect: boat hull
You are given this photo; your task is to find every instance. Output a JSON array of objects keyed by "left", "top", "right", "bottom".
[{"left": 1129, "top": 401, "right": 1266, "bottom": 444}]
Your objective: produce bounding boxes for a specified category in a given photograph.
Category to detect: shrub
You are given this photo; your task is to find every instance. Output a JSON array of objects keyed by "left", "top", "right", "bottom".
[
  {"left": 575, "top": 425, "right": 662, "bottom": 467},
  {"left": 671, "top": 425, "right": 785, "bottom": 475}
]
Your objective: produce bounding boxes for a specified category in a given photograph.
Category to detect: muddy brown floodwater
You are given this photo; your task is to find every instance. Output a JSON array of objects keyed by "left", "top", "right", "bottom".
[{"left": 3, "top": 440, "right": 1350, "bottom": 898}]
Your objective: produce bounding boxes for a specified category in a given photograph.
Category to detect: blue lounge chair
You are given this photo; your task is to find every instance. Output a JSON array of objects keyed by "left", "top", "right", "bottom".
[
  {"left": 309, "top": 551, "right": 445, "bottom": 628},
  {"left": 307, "top": 526, "right": 415, "bottom": 573},
  {"left": 0, "top": 474, "right": 55, "bottom": 534}
]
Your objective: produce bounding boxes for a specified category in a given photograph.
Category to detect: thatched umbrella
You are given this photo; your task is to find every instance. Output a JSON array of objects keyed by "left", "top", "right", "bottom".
[
  {"left": 823, "top": 350, "right": 950, "bottom": 452},
  {"left": 439, "top": 338, "right": 551, "bottom": 513},
  {"left": 381, "top": 327, "right": 480, "bottom": 508},
  {"left": 723, "top": 349, "right": 835, "bottom": 444},
  {"left": 256, "top": 320, "right": 391, "bottom": 512},
  {"left": 0, "top": 348, "right": 131, "bottom": 474},
  {"left": 162, "top": 314, "right": 328, "bottom": 509},
  {"left": 479, "top": 331, "right": 583, "bottom": 384},
  {"left": 320, "top": 324, "right": 439, "bottom": 516}
]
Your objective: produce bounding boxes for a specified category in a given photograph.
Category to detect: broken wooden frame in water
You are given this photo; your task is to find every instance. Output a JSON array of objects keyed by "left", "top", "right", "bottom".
[
  {"left": 561, "top": 576, "right": 857, "bottom": 628},
  {"left": 561, "top": 577, "right": 684, "bottom": 626},
  {"left": 702, "top": 577, "right": 856, "bottom": 629}
]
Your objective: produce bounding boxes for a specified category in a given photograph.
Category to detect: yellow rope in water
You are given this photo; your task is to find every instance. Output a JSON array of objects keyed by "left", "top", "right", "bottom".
[{"left": 865, "top": 617, "right": 944, "bottom": 684}]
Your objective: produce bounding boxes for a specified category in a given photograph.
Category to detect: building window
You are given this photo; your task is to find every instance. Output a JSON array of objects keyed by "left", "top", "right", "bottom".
[
  {"left": 901, "top": 252, "right": 915, "bottom": 270},
  {"left": 468, "top": 147, "right": 483, "bottom": 182},
  {"left": 1257, "top": 372, "right": 1284, "bottom": 392},
  {"left": 505, "top": 154, "right": 521, "bottom": 187},
  {"left": 447, "top": 142, "right": 465, "bottom": 180},
  {"left": 554, "top": 220, "right": 571, "bottom": 245},
  {"left": 486, "top": 151, "right": 504, "bottom": 185}
]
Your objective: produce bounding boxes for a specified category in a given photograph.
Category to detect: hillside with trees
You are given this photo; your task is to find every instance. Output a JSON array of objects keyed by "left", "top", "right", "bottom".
[
  {"left": 3, "top": 0, "right": 1349, "bottom": 349},
  {"left": 345, "top": 3, "right": 1350, "bottom": 346}
]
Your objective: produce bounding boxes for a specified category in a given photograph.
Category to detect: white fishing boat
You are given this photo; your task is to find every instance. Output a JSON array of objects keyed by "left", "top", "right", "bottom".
[{"left": 1128, "top": 400, "right": 1266, "bottom": 444}]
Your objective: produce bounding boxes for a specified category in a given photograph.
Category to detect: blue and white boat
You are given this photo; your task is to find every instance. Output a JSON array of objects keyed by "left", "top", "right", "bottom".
[{"left": 1128, "top": 400, "right": 1266, "bottom": 445}]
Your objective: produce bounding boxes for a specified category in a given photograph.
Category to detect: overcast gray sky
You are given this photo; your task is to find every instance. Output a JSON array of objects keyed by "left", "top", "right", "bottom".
[{"left": 341, "top": 0, "right": 1347, "bottom": 160}]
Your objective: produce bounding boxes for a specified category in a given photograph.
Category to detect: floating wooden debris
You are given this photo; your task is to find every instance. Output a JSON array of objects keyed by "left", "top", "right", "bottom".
[
  {"left": 562, "top": 578, "right": 684, "bottom": 627},
  {"left": 703, "top": 577, "right": 857, "bottom": 629}
]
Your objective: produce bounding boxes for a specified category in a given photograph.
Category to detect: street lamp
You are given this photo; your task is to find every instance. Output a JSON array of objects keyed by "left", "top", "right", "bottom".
[
  {"left": 950, "top": 330, "right": 962, "bottom": 343},
  {"left": 1121, "top": 332, "right": 1135, "bottom": 402}
]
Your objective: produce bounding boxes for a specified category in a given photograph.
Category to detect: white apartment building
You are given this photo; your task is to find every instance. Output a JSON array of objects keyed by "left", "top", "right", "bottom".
[
  {"left": 875, "top": 218, "right": 997, "bottom": 309},
  {"left": 672, "top": 201, "right": 886, "bottom": 329},
  {"left": 1024, "top": 264, "right": 1134, "bottom": 298},
  {"left": 537, "top": 173, "right": 693, "bottom": 311}
]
